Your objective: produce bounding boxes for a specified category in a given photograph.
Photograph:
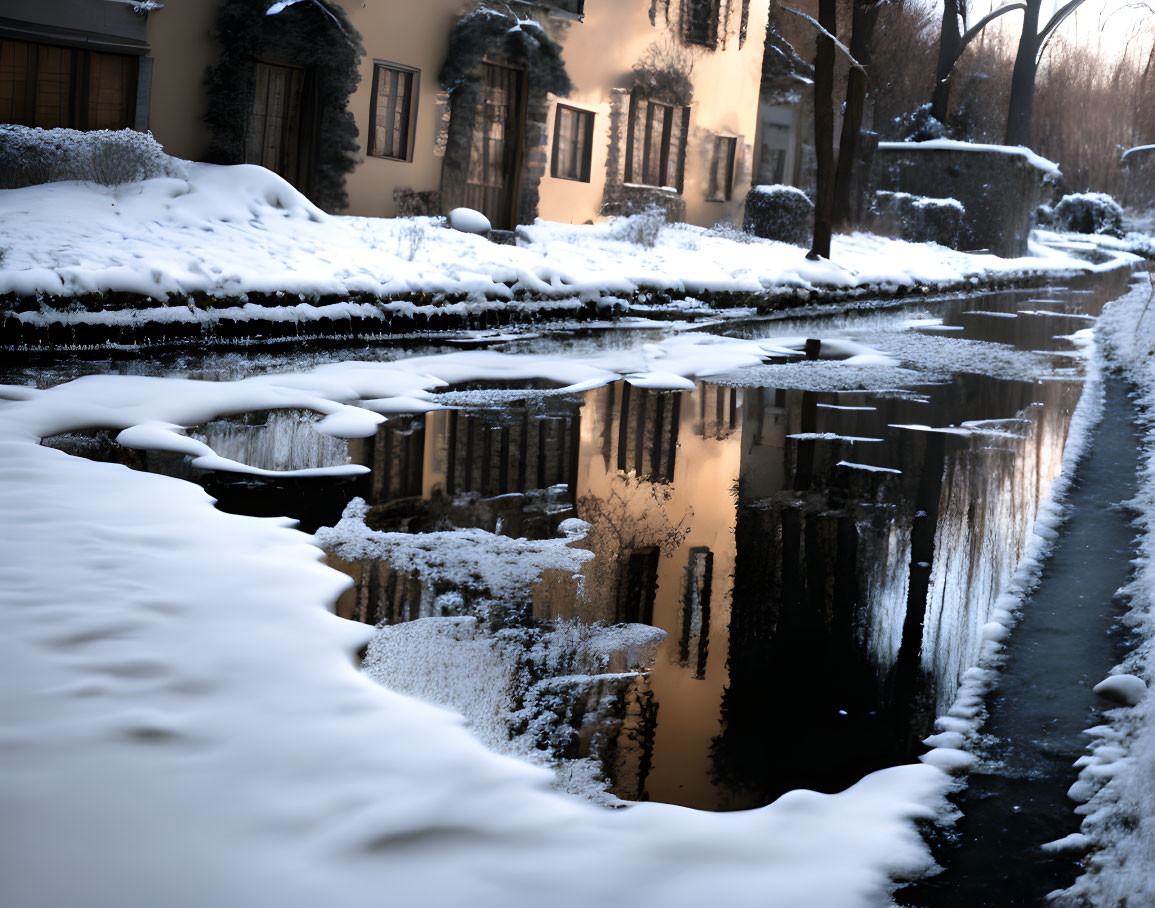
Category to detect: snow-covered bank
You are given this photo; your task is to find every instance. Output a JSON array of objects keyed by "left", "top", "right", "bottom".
[
  {"left": 1052, "top": 278, "right": 1155, "bottom": 906},
  {"left": 0, "top": 162, "right": 1134, "bottom": 313},
  {"left": 0, "top": 348, "right": 955, "bottom": 908}
]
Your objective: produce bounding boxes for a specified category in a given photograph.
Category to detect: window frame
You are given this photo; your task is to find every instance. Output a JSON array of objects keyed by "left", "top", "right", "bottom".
[
  {"left": 624, "top": 94, "right": 690, "bottom": 193},
  {"left": 0, "top": 37, "right": 138, "bottom": 131},
  {"left": 682, "top": 0, "right": 720, "bottom": 49},
  {"left": 368, "top": 59, "right": 419, "bottom": 162},
  {"left": 706, "top": 134, "right": 738, "bottom": 202},
  {"left": 550, "top": 102, "right": 594, "bottom": 183}
]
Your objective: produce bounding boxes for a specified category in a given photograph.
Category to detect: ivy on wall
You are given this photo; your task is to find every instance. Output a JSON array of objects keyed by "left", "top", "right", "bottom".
[
  {"left": 203, "top": 0, "right": 364, "bottom": 212},
  {"left": 438, "top": 7, "right": 571, "bottom": 98},
  {"left": 437, "top": 5, "right": 573, "bottom": 227}
]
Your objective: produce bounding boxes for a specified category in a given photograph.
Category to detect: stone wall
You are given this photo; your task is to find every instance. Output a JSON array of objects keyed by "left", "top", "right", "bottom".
[
  {"left": 876, "top": 144, "right": 1052, "bottom": 257},
  {"left": 1124, "top": 147, "right": 1155, "bottom": 210}
]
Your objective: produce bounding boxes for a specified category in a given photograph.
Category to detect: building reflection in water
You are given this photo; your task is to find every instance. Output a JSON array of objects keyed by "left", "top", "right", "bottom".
[{"left": 326, "top": 369, "right": 1078, "bottom": 810}]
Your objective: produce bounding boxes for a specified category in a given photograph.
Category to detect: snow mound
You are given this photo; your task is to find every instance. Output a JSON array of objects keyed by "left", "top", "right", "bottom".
[
  {"left": 449, "top": 207, "right": 492, "bottom": 234},
  {"left": 1093, "top": 673, "right": 1147, "bottom": 707}
]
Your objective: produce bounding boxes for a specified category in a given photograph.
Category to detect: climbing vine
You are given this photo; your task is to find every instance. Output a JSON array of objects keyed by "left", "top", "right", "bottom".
[{"left": 203, "top": 0, "right": 364, "bottom": 212}]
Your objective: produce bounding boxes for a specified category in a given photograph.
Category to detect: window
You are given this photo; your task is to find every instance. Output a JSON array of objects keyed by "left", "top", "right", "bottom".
[
  {"left": 683, "top": 0, "right": 720, "bottom": 47},
  {"left": 706, "top": 135, "right": 737, "bottom": 202},
  {"left": 624, "top": 95, "right": 689, "bottom": 192},
  {"left": 539, "top": 0, "right": 585, "bottom": 15},
  {"left": 618, "top": 548, "right": 659, "bottom": 625},
  {"left": 551, "top": 104, "right": 594, "bottom": 182},
  {"left": 0, "top": 38, "right": 137, "bottom": 130},
  {"left": 678, "top": 547, "right": 713, "bottom": 678},
  {"left": 616, "top": 384, "right": 681, "bottom": 483},
  {"left": 369, "top": 61, "right": 418, "bottom": 161}
]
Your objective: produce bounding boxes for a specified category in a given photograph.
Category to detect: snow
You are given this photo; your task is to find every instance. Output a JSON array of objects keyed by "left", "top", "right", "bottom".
[
  {"left": 874, "top": 190, "right": 964, "bottom": 212},
  {"left": 877, "top": 139, "right": 1062, "bottom": 179},
  {"left": 0, "top": 344, "right": 957, "bottom": 908},
  {"left": 0, "top": 161, "right": 1127, "bottom": 310},
  {"left": 1093, "top": 674, "right": 1148, "bottom": 707},
  {"left": 316, "top": 497, "right": 594, "bottom": 600},
  {"left": 1056, "top": 280, "right": 1155, "bottom": 905},
  {"left": 1121, "top": 144, "right": 1155, "bottom": 162},
  {"left": 448, "top": 207, "right": 492, "bottom": 235},
  {"left": 837, "top": 460, "right": 901, "bottom": 474}
]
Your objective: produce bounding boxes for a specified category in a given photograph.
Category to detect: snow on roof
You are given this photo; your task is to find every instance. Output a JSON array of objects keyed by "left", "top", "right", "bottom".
[{"left": 877, "top": 139, "right": 1062, "bottom": 178}]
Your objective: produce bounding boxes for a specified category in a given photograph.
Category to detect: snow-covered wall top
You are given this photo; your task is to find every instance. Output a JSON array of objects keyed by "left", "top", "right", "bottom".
[
  {"left": 1122, "top": 144, "right": 1155, "bottom": 163},
  {"left": 878, "top": 139, "right": 1062, "bottom": 179}
]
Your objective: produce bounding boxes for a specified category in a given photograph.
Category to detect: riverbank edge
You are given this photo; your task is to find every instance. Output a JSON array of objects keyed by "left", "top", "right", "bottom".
[
  {"left": 1051, "top": 278, "right": 1155, "bottom": 907},
  {"left": 0, "top": 257, "right": 1137, "bottom": 354}
]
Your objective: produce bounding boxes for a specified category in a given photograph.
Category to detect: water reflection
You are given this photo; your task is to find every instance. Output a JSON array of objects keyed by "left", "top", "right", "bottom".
[
  {"left": 31, "top": 276, "right": 1124, "bottom": 810},
  {"left": 323, "top": 366, "right": 1078, "bottom": 809}
]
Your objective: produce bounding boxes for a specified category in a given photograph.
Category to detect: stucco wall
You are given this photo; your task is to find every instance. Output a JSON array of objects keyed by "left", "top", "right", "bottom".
[
  {"left": 143, "top": 0, "right": 768, "bottom": 226},
  {"left": 340, "top": 0, "right": 469, "bottom": 218},
  {"left": 537, "top": 0, "right": 770, "bottom": 227},
  {"left": 144, "top": 2, "right": 217, "bottom": 161}
]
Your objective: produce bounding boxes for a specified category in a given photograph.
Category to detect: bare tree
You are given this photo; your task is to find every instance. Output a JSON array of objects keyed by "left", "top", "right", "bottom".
[
  {"left": 930, "top": 0, "right": 1026, "bottom": 123},
  {"left": 832, "top": 0, "right": 884, "bottom": 229},
  {"left": 1005, "top": 0, "right": 1089, "bottom": 146},
  {"left": 800, "top": 0, "right": 838, "bottom": 259}
]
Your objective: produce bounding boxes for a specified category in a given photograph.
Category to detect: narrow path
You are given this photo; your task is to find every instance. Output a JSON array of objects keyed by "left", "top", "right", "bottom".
[{"left": 900, "top": 375, "right": 1141, "bottom": 906}]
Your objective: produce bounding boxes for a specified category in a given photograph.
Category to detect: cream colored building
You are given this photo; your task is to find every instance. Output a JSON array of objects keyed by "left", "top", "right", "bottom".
[{"left": 2, "top": 0, "right": 772, "bottom": 229}]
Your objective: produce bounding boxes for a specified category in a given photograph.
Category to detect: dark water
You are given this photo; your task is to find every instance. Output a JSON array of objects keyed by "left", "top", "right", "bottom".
[
  {"left": 899, "top": 375, "right": 1141, "bottom": 907},
  {"left": 22, "top": 273, "right": 1137, "bottom": 814}
]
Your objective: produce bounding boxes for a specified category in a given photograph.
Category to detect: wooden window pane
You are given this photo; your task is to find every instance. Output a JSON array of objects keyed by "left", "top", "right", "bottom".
[
  {"left": 88, "top": 52, "right": 135, "bottom": 130},
  {"left": 33, "top": 44, "right": 72, "bottom": 128},
  {"left": 552, "top": 105, "right": 592, "bottom": 182},
  {"left": 0, "top": 40, "right": 32, "bottom": 124},
  {"left": 371, "top": 63, "right": 416, "bottom": 160}
]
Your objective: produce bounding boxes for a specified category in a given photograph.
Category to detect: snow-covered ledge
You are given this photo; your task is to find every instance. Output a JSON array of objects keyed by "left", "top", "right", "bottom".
[{"left": 877, "top": 140, "right": 1060, "bottom": 258}]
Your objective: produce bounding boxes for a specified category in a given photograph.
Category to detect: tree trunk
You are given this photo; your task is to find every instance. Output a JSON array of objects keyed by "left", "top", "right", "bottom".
[
  {"left": 930, "top": 0, "right": 963, "bottom": 123},
  {"left": 832, "top": 0, "right": 881, "bottom": 229},
  {"left": 1005, "top": 0, "right": 1041, "bottom": 146},
  {"left": 808, "top": 0, "right": 837, "bottom": 260}
]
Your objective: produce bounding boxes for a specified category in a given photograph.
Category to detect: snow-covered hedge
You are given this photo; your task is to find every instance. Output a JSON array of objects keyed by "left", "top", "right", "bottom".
[
  {"left": 871, "top": 190, "right": 964, "bottom": 249},
  {"left": 1044, "top": 192, "right": 1126, "bottom": 238},
  {"left": 742, "top": 184, "right": 813, "bottom": 246},
  {"left": 0, "top": 126, "right": 187, "bottom": 189}
]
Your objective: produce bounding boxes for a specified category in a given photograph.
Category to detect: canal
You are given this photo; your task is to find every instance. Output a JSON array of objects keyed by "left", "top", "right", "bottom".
[{"left": 4, "top": 270, "right": 1139, "bottom": 884}]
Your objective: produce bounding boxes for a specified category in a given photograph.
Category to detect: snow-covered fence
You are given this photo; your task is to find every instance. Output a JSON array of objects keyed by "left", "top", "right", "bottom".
[{"left": 0, "top": 126, "right": 187, "bottom": 190}]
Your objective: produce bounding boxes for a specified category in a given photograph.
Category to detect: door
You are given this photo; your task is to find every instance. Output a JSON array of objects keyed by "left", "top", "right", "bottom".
[
  {"left": 246, "top": 61, "right": 308, "bottom": 189},
  {"left": 463, "top": 62, "right": 524, "bottom": 229}
]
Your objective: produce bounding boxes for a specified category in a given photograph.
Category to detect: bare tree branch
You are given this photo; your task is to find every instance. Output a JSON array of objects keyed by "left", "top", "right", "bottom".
[
  {"left": 1036, "top": 0, "right": 1089, "bottom": 61},
  {"left": 783, "top": 5, "right": 867, "bottom": 73},
  {"left": 960, "top": 2, "right": 1027, "bottom": 50}
]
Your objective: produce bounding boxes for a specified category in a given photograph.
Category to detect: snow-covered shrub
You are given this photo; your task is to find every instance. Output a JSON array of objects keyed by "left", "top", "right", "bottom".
[
  {"left": 706, "top": 220, "right": 753, "bottom": 244},
  {"left": 0, "top": 126, "right": 187, "bottom": 189},
  {"left": 363, "top": 614, "right": 665, "bottom": 802},
  {"left": 894, "top": 103, "right": 947, "bottom": 142},
  {"left": 742, "top": 184, "right": 813, "bottom": 246},
  {"left": 613, "top": 206, "right": 667, "bottom": 248},
  {"left": 1049, "top": 192, "right": 1126, "bottom": 237},
  {"left": 870, "top": 190, "right": 964, "bottom": 248}
]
